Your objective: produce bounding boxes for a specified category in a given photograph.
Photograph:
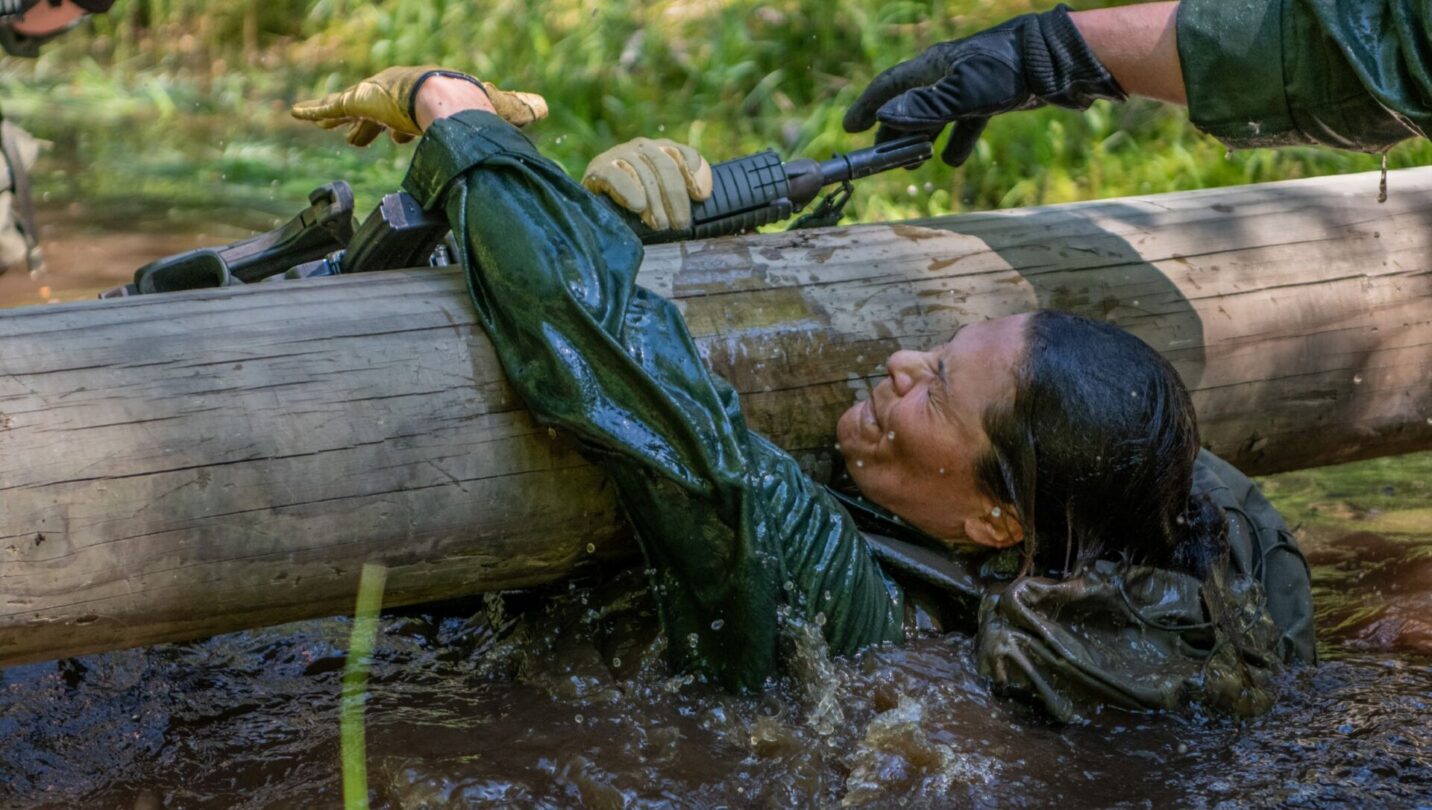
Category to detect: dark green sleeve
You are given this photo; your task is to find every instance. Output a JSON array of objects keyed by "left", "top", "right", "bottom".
[
  {"left": 402, "top": 111, "right": 901, "bottom": 690},
  {"left": 1178, "top": 0, "right": 1427, "bottom": 150}
]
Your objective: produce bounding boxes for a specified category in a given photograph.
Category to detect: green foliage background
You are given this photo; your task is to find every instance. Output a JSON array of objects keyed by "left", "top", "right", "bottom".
[{"left": 1, "top": 0, "right": 1427, "bottom": 225}]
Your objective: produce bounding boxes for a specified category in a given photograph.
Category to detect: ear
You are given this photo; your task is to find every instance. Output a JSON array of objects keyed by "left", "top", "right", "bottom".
[{"left": 963, "top": 506, "right": 1025, "bottom": 549}]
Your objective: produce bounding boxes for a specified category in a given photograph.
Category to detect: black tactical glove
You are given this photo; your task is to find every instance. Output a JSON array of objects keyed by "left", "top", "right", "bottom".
[{"left": 843, "top": 5, "right": 1126, "bottom": 167}]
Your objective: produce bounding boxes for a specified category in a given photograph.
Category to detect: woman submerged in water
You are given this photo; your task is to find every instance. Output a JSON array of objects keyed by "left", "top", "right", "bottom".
[{"left": 291, "top": 64, "right": 1314, "bottom": 721}]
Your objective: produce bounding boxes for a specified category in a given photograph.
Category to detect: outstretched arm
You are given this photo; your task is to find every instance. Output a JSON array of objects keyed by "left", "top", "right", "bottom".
[
  {"left": 293, "top": 71, "right": 907, "bottom": 689},
  {"left": 847, "top": 1, "right": 1427, "bottom": 158},
  {"left": 1070, "top": 2, "right": 1185, "bottom": 105}
]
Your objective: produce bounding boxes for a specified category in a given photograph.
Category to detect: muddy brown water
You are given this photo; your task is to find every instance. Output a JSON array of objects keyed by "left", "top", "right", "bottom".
[{"left": 1, "top": 213, "right": 1429, "bottom": 808}]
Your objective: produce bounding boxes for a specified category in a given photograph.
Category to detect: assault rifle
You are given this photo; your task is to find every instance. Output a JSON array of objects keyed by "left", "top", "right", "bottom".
[{"left": 101, "top": 135, "right": 932, "bottom": 298}]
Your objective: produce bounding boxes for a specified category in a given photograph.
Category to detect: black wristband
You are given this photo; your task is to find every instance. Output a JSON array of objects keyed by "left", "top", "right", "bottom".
[{"left": 407, "top": 71, "right": 489, "bottom": 128}]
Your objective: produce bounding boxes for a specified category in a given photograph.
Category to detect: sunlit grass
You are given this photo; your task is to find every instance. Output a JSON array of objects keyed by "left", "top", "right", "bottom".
[
  {"left": 1261, "top": 454, "right": 1432, "bottom": 535},
  {"left": 341, "top": 562, "right": 388, "bottom": 810}
]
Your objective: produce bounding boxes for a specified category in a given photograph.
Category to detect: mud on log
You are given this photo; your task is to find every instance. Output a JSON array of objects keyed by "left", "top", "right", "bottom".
[{"left": 2, "top": 168, "right": 1430, "bottom": 667}]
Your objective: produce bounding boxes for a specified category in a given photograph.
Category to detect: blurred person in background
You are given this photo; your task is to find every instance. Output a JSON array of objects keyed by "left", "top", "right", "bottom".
[{"left": 0, "top": 0, "right": 115, "bottom": 274}]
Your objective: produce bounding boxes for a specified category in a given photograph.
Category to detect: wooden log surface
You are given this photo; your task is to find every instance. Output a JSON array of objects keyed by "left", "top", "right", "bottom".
[{"left": 2, "top": 167, "right": 1430, "bottom": 667}]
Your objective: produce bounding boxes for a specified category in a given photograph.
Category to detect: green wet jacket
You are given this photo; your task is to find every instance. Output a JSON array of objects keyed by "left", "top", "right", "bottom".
[
  {"left": 1179, "top": 0, "right": 1432, "bottom": 150},
  {"left": 404, "top": 110, "right": 1314, "bottom": 721}
]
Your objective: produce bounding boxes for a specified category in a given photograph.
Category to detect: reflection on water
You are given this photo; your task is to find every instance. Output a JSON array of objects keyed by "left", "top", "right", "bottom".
[{"left": 0, "top": 212, "right": 1429, "bottom": 808}]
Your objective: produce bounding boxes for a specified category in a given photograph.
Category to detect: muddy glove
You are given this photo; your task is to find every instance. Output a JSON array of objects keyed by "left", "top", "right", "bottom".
[
  {"left": 843, "top": 4, "right": 1125, "bottom": 166},
  {"left": 291, "top": 66, "right": 548, "bottom": 147},
  {"left": 581, "top": 138, "right": 714, "bottom": 231}
]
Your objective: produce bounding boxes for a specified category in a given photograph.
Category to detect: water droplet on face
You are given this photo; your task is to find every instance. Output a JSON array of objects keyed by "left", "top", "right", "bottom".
[
  {"left": 710, "top": 619, "right": 725, "bottom": 631},
  {"left": 990, "top": 506, "right": 1002, "bottom": 518},
  {"left": 586, "top": 543, "right": 596, "bottom": 554},
  {"left": 885, "top": 431, "right": 895, "bottom": 441},
  {"left": 938, "top": 467, "right": 946, "bottom": 475},
  {"left": 855, "top": 460, "right": 864, "bottom": 468}
]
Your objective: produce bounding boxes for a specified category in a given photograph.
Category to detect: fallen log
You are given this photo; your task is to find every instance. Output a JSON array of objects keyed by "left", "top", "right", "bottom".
[{"left": 1, "top": 168, "right": 1429, "bottom": 667}]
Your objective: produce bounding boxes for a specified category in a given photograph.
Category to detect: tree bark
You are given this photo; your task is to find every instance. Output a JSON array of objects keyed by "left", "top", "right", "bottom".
[{"left": 1, "top": 168, "right": 1428, "bottom": 667}]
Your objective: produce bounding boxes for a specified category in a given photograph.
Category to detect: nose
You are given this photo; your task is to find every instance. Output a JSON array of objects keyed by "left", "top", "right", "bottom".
[{"left": 885, "top": 350, "right": 929, "bottom": 397}]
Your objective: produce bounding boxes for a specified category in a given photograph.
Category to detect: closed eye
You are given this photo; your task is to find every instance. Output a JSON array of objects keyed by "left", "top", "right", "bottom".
[{"left": 928, "top": 357, "right": 950, "bottom": 412}]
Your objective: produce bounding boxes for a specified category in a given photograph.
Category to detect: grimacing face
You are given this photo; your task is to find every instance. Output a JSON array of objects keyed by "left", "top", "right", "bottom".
[{"left": 836, "top": 313, "right": 1029, "bottom": 549}]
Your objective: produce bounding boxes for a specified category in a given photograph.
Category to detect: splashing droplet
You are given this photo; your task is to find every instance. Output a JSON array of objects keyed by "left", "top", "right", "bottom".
[
  {"left": 710, "top": 619, "right": 725, "bottom": 631},
  {"left": 1353, "top": 374, "right": 1363, "bottom": 385},
  {"left": 586, "top": 543, "right": 596, "bottom": 554},
  {"left": 574, "top": 714, "right": 584, "bottom": 724},
  {"left": 611, "top": 657, "right": 622, "bottom": 668},
  {"left": 1379, "top": 152, "right": 1389, "bottom": 204},
  {"left": 855, "top": 460, "right": 864, "bottom": 468}
]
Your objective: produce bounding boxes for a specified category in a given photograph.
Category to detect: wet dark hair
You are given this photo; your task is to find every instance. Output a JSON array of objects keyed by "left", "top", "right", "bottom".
[{"left": 976, "top": 310, "right": 1226, "bottom": 580}]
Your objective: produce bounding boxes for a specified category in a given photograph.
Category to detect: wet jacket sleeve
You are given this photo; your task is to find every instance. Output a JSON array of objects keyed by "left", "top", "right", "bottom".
[
  {"left": 402, "top": 111, "right": 902, "bottom": 691},
  {"left": 1177, "top": 0, "right": 1429, "bottom": 150}
]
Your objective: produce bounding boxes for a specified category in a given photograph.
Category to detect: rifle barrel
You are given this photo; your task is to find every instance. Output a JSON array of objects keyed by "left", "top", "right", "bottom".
[{"left": 815, "top": 135, "right": 933, "bottom": 184}]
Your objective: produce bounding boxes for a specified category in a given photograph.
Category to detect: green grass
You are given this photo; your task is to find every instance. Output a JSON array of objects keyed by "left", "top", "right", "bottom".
[
  {"left": 1261, "top": 454, "right": 1432, "bottom": 536},
  {"left": 3, "top": 0, "right": 1429, "bottom": 223},
  {"left": 341, "top": 562, "right": 389, "bottom": 810}
]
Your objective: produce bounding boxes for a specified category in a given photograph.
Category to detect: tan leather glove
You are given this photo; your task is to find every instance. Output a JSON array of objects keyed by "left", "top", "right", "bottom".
[
  {"left": 291, "top": 66, "right": 548, "bottom": 147},
  {"left": 581, "top": 138, "right": 713, "bottom": 231}
]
